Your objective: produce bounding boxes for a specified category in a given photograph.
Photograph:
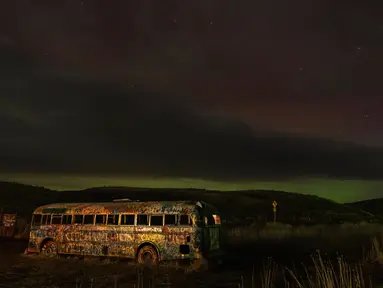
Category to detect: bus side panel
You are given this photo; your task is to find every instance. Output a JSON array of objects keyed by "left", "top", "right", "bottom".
[
  {"left": 29, "top": 225, "right": 61, "bottom": 252},
  {"left": 162, "top": 226, "right": 197, "bottom": 260},
  {"left": 61, "top": 225, "right": 108, "bottom": 256},
  {"left": 134, "top": 226, "right": 164, "bottom": 258},
  {"left": 59, "top": 225, "right": 134, "bottom": 257},
  {"left": 118, "top": 226, "right": 136, "bottom": 258}
]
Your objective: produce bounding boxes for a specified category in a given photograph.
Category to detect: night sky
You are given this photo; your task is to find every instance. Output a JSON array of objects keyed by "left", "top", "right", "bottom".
[{"left": 1, "top": 0, "right": 383, "bottom": 202}]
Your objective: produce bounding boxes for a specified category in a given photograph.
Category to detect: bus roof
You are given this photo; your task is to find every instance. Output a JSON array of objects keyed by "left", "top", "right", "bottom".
[{"left": 33, "top": 200, "right": 216, "bottom": 215}]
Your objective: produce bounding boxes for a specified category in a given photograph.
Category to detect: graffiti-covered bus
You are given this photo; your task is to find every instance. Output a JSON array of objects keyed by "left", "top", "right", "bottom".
[{"left": 26, "top": 200, "right": 223, "bottom": 266}]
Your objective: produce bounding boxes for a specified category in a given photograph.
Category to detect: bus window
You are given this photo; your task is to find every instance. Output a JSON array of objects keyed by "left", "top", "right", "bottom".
[
  {"left": 150, "top": 215, "right": 163, "bottom": 226},
  {"left": 179, "top": 215, "right": 190, "bottom": 226},
  {"left": 32, "top": 214, "right": 42, "bottom": 226},
  {"left": 107, "top": 214, "right": 118, "bottom": 225},
  {"left": 137, "top": 214, "right": 149, "bottom": 226},
  {"left": 120, "top": 214, "right": 135, "bottom": 225},
  {"left": 63, "top": 215, "right": 72, "bottom": 224},
  {"left": 73, "top": 215, "right": 83, "bottom": 224},
  {"left": 164, "top": 215, "right": 177, "bottom": 225},
  {"left": 83, "top": 215, "right": 94, "bottom": 225},
  {"left": 95, "top": 215, "right": 106, "bottom": 225},
  {"left": 51, "top": 215, "right": 62, "bottom": 225},
  {"left": 42, "top": 214, "right": 52, "bottom": 225},
  {"left": 212, "top": 214, "right": 221, "bottom": 225}
]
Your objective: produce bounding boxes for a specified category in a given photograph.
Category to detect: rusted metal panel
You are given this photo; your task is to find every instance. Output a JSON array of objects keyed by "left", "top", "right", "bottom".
[{"left": 28, "top": 200, "right": 222, "bottom": 261}]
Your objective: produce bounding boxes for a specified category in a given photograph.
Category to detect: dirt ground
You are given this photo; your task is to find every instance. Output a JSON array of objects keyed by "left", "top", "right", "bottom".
[
  {"left": 0, "top": 239, "right": 27, "bottom": 273},
  {"left": 2, "top": 238, "right": 383, "bottom": 288},
  {"left": 0, "top": 239, "right": 247, "bottom": 288}
]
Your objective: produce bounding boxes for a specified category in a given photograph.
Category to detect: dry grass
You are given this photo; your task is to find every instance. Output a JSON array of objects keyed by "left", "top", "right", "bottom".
[
  {"left": 364, "top": 233, "right": 383, "bottom": 265},
  {"left": 103, "top": 236, "right": 382, "bottom": 288},
  {"left": 259, "top": 258, "right": 277, "bottom": 288},
  {"left": 255, "top": 234, "right": 383, "bottom": 288},
  {"left": 285, "top": 252, "right": 370, "bottom": 288}
]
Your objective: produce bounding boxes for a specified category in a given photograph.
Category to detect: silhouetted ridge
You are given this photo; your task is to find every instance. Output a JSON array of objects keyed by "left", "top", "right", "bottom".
[{"left": 0, "top": 182, "right": 378, "bottom": 225}]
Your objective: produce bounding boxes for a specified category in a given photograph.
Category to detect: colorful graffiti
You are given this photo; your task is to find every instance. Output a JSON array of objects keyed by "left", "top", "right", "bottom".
[
  {"left": 0, "top": 213, "right": 17, "bottom": 237},
  {"left": 33, "top": 201, "right": 200, "bottom": 215},
  {"left": 2, "top": 214, "right": 17, "bottom": 227},
  {"left": 28, "top": 200, "right": 223, "bottom": 262}
]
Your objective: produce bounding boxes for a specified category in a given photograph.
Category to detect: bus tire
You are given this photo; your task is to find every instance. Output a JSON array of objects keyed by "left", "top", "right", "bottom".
[
  {"left": 137, "top": 245, "right": 158, "bottom": 266},
  {"left": 41, "top": 240, "right": 58, "bottom": 258}
]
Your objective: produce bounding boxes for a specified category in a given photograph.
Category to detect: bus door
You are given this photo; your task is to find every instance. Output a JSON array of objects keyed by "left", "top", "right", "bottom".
[{"left": 201, "top": 214, "right": 221, "bottom": 253}]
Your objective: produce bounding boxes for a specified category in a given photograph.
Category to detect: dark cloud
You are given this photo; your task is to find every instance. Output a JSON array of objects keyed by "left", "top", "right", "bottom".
[
  {"left": 1, "top": 45, "right": 383, "bottom": 181},
  {"left": 1, "top": 0, "right": 383, "bottom": 147}
]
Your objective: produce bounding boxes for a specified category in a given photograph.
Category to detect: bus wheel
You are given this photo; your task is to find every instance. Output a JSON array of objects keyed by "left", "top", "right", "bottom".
[
  {"left": 41, "top": 240, "right": 58, "bottom": 258},
  {"left": 137, "top": 245, "right": 158, "bottom": 266}
]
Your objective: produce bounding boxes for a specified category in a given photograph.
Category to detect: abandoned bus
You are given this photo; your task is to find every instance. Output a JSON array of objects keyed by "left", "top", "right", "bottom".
[{"left": 26, "top": 200, "right": 222, "bottom": 265}]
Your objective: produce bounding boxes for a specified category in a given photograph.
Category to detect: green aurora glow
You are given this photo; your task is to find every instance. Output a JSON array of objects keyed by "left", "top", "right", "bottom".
[{"left": 1, "top": 173, "right": 382, "bottom": 203}]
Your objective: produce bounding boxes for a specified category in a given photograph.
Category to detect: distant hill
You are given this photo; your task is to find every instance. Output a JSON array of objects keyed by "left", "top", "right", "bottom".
[
  {"left": 0, "top": 181, "right": 57, "bottom": 215},
  {"left": 347, "top": 198, "right": 383, "bottom": 219},
  {"left": 0, "top": 181, "right": 377, "bottom": 225}
]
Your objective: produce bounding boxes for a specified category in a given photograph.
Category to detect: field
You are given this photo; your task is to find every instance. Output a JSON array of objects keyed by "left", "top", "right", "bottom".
[
  {"left": 1, "top": 181, "right": 383, "bottom": 287},
  {"left": 2, "top": 226, "right": 383, "bottom": 287}
]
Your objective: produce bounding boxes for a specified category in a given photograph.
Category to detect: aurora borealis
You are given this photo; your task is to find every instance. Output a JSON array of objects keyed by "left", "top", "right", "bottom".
[
  {"left": 1, "top": 174, "right": 383, "bottom": 204},
  {"left": 1, "top": 0, "right": 383, "bottom": 203}
]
